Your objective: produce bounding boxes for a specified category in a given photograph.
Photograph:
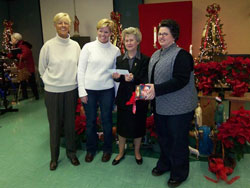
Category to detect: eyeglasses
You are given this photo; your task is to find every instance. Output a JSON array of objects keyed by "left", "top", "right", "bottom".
[{"left": 158, "top": 33, "right": 168, "bottom": 37}]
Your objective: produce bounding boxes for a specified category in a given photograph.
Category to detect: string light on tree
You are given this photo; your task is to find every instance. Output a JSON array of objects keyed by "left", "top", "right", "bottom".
[
  {"left": 2, "top": 20, "right": 13, "bottom": 54},
  {"left": 110, "top": 11, "right": 125, "bottom": 54},
  {"left": 198, "top": 3, "right": 227, "bottom": 63}
]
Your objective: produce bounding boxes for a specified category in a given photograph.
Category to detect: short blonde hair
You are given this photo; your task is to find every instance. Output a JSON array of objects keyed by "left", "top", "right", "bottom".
[
  {"left": 53, "top": 12, "right": 71, "bottom": 25},
  {"left": 11, "top": 33, "right": 22, "bottom": 41},
  {"left": 122, "top": 27, "right": 142, "bottom": 43},
  {"left": 96, "top": 18, "right": 114, "bottom": 32}
]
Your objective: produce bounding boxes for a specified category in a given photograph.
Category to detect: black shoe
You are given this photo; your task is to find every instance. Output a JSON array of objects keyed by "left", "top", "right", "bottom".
[
  {"left": 152, "top": 167, "right": 166, "bottom": 176},
  {"left": 135, "top": 157, "right": 143, "bottom": 165},
  {"left": 69, "top": 156, "right": 80, "bottom": 166},
  {"left": 85, "top": 152, "right": 94, "bottom": 162},
  {"left": 112, "top": 154, "right": 125, "bottom": 165},
  {"left": 50, "top": 161, "right": 58, "bottom": 171},
  {"left": 102, "top": 153, "right": 111, "bottom": 162},
  {"left": 167, "top": 178, "right": 184, "bottom": 187}
]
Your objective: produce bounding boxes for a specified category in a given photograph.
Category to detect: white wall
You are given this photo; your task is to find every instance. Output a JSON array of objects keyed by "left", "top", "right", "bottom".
[{"left": 40, "top": 0, "right": 113, "bottom": 42}]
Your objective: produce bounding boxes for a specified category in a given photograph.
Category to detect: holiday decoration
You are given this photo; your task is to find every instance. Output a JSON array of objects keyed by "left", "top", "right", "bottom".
[
  {"left": 110, "top": 11, "right": 125, "bottom": 54},
  {"left": 2, "top": 20, "right": 13, "bottom": 54},
  {"left": 125, "top": 92, "right": 138, "bottom": 114},
  {"left": 73, "top": 0, "right": 80, "bottom": 36},
  {"left": 75, "top": 98, "right": 86, "bottom": 138},
  {"left": 217, "top": 107, "right": 250, "bottom": 161},
  {"left": 194, "top": 60, "right": 223, "bottom": 95},
  {"left": 198, "top": 3, "right": 227, "bottom": 62},
  {"left": 75, "top": 98, "right": 102, "bottom": 142},
  {"left": 205, "top": 156, "right": 239, "bottom": 184},
  {"left": 194, "top": 56, "right": 250, "bottom": 97},
  {"left": 214, "top": 96, "right": 224, "bottom": 128},
  {"left": 146, "top": 114, "right": 157, "bottom": 141},
  {"left": 73, "top": 15, "right": 80, "bottom": 36},
  {"left": 221, "top": 57, "right": 250, "bottom": 97}
]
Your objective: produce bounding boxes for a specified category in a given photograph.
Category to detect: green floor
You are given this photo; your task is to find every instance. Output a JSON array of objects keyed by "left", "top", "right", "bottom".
[{"left": 0, "top": 96, "right": 250, "bottom": 188}]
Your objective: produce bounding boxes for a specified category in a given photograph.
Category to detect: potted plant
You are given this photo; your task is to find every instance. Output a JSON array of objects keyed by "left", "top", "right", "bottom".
[
  {"left": 217, "top": 107, "right": 250, "bottom": 161},
  {"left": 75, "top": 99, "right": 87, "bottom": 148},
  {"left": 204, "top": 107, "right": 250, "bottom": 184},
  {"left": 221, "top": 57, "right": 250, "bottom": 97},
  {"left": 194, "top": 60, "right": 223, "bottom": 95},
  {"left": 146, "top": 114, "right": 160, "bottom": 152}
]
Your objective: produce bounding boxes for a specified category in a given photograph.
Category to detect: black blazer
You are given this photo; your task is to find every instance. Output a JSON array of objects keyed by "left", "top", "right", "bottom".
[{"left": 114, "top": 53, "right": 150, "bottom": 111}]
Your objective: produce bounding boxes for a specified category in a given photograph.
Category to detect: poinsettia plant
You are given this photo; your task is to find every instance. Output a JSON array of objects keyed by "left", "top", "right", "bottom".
[
  {"left": 194, "top": 61, "right": 223, "bottom": 95},
  {"left": 75, "top": 99, "right": 87, "bottom": 141},
  {"left": 194, "top": 57, "right": 250, "bottom": 97},
  {"left": 217, "top": 107, "right": 250, "bottom": 161},
  {"left": 146, "top": 114, "right": 158, "bottom": 143},
  {"left": 221, "top": 57, "right": 250, "bottom": 97},
  {"left": 75, "top": 98, "right": 104, "bottom": 142}
]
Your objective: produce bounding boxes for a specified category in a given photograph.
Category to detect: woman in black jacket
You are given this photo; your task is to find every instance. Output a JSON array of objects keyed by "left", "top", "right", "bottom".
[{"left": 112, "top": 27, "right": 149, "bottom": 165}]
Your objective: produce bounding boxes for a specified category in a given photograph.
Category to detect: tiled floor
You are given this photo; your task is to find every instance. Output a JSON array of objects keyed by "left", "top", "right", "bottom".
[{"left": 0, "top": 97, "right": 249, "bottom": 188}]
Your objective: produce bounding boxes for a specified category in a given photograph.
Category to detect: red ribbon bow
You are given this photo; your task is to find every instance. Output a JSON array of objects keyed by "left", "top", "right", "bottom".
[
  {"left": 204, "top": 157, "right": 240, "bottom": 184},
  {"left": 126, "top": 92, "right": 138, "bottom": 114}
]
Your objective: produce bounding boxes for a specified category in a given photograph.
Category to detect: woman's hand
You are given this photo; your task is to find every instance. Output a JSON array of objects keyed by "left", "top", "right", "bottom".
[
  {"left": 145, "top": 84, "right": 155, "bottom": 100},
  {"left": 112, "top": 72, "right": 120, "bottom": 79},
  {"left": 80, "top": 96, "right": 88, "bottom": 104},
  {"left": 125, "top": 73, "right": 134, "bottom": 82}
]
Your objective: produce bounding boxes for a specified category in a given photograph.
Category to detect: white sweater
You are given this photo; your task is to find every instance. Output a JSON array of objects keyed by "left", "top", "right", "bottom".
[
  {"left": 77, "top": 39, "right": 120, "bottom": 97},
  {"left": 39, "top": 34, "right": 81, "bottom": 93}
]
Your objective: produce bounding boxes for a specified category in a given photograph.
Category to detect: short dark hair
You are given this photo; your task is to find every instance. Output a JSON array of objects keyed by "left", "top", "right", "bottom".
[{"left": 158, "top": 19, "right": 180, "bottom": 42}]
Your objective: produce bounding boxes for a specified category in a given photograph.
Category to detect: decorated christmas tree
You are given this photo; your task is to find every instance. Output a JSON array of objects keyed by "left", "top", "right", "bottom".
[
  {"left": 1, "top": 20, "right": 13, "bottom": 54},
  {"left": 110, "top": 11, "right": 125, "bottom": 54},
  {"left": 198, "top": 3, "right": 227, "bottom": 63}
]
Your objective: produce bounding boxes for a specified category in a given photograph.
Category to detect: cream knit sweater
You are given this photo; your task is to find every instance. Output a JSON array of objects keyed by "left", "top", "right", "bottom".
[
  {"left": 39, "top": 34, "right": 81, "bottom": 93},
  {"left": 77, "top": 39, "right": 120, "bottom": 97}
]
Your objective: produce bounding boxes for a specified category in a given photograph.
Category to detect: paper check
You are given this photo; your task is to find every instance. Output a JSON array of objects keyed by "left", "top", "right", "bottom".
[{"left": 108, "top": 69, "right": 129, "bottom": 75}]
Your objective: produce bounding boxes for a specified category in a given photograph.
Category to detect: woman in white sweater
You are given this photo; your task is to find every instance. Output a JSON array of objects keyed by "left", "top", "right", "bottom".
[
  {"left": 77, "top": 18, "right": 120, "bottom": 163},
  {"left": 39, "top": 12, "right": 81, "bottom": 171}
]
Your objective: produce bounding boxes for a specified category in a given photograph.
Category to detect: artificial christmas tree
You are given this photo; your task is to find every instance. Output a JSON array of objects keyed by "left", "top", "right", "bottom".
[
  {"left": 198, "top": 3, "right": 227, "bottom": 63},
  {"left": 110, "top": 11, "right": 125, "bottom": 54},
  {"left": 1, "top": 20, "right": 13, "bottom": 54}
]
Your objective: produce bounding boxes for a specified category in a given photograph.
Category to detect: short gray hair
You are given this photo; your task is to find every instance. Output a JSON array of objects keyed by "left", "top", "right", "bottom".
[{"left": 122, "top": 27, "right": 142, "bottom": 43}]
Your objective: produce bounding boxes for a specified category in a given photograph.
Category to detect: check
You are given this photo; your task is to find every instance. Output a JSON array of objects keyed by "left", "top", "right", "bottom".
[{"left": 108, "top": 69, "right": 129, "bottom": 75}]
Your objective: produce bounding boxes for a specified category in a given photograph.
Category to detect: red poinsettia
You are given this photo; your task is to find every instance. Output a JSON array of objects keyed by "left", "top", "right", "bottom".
[
  {"left": 194, "top": 61, "right": 222, "bottom": 95},
  {"left": 217, "top": 107, "right": 250, "bottom": 161},
  {"left": 146, "top": 114, "right": 158, "bottom": 143},
  {"left": 194, "top": 57, "right": 250, "bottom": 97},
  {"left": 75, "top": 99, "right": 86, "bottom": 135},
  {"left": 221, "top": 57, "right": 250, "bottom": 97}
]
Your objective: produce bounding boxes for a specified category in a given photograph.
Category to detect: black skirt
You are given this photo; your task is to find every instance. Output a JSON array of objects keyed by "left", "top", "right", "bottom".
[{"left": 117, "top": 107, "right": 147, "bottom": 138}]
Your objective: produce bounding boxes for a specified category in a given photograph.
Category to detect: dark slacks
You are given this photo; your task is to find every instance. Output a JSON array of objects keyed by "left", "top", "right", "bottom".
[
  {"left": 21, "top": 72, "right": 39, "bottom": 99},
  {"left": 83, "top": 88, "right": 114, "bottom": 154},
  {"left": 44, "top": 89, "right": 78, "bottom": 162},
  {"left": 154, "top": 111, "right": 194, "bottom": 181}
]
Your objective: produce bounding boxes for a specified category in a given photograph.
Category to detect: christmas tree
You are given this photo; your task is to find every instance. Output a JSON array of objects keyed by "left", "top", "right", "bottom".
[
  {"left": 110, "top": 11, "right": 125, "bottom": 54},
  {"left": 1, "top": 20, "right": 13, "bottom": 54},
  {"left": 198, "top": 3, "right": 227, "bottom": 63}
]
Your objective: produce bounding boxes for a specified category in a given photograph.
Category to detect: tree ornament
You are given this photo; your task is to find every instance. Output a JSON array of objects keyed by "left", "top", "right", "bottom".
[
  {"left": 2, "top": 20, "right": 13, "bottom": 53},
  {"left": 198, "top": 3, "right": 227, "bottom": 63},
  {"left": 110, "top": 11, "right": 125, "bottom": 54}
]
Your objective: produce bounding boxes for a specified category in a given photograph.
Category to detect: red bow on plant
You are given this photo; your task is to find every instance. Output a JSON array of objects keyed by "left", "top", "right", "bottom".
[
  {"left": 126, "top": 92, "right": 138, "bottom": 114},
  {"left": 204, "top": 157, "right": 240, "bottom": 184}
]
